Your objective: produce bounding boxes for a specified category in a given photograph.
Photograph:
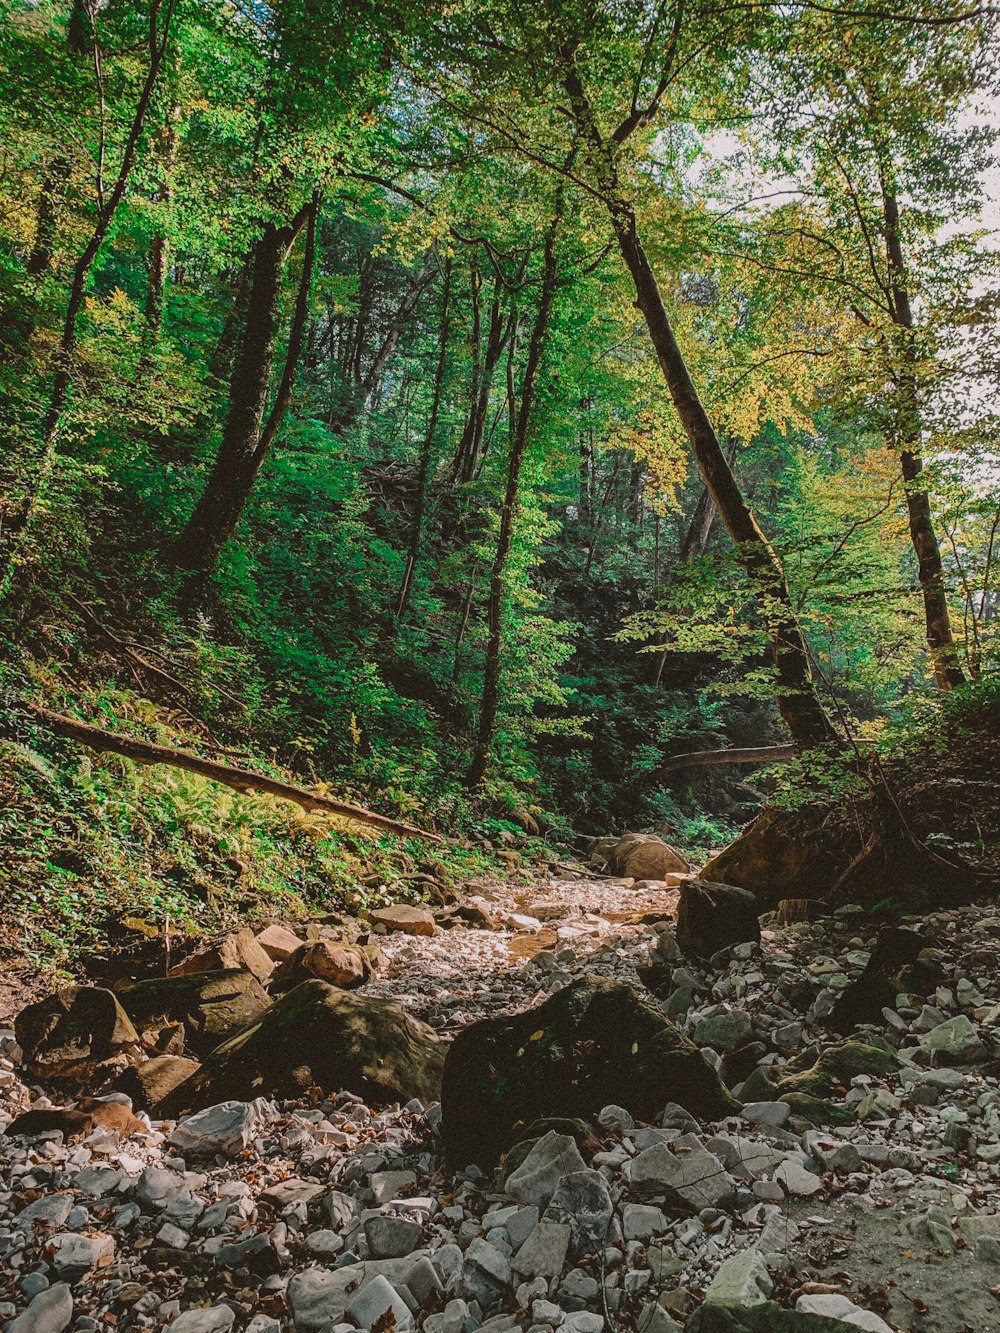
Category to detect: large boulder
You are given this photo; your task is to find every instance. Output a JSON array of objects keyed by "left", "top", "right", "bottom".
[
  {"left": 775, "top": 1040, "right": 896, "bottom": 1099},
  {"left": 118, "top": 970, "right": 271, "bottom": 1059},
  {"left": 111, "top": 1055, "right": 201, "bottom": 1111},
  {"left": 686, "top": 1302, "right": 874, "bottom": 1332},
  {"left": 613, "top": 834, "right": 689, "bottom": 881},
  {"left": 676, "top": 881, "right": 760, "bottom": 959},
  {"left": 699, "top": 807, "right": 843, "bottom": 909},
  {"left": 440, "top": 975, "right": 735, "bottom": 1167},
  {"left": 159, "top": 979, "right": 446, "bottom": 1115},
  {"left": 169, "top": 927, "right": 274, "bottom": 981},
  {"left": 15, "top": 986, "right": 140, "bottom": 1085}
]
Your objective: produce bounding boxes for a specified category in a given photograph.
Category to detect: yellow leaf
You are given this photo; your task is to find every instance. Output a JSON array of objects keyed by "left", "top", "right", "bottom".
[{"left": 530, "top": 1030, "right": 544, "bottom": 1041}]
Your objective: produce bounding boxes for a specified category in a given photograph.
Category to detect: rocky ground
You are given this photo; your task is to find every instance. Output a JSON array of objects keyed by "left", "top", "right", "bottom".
[{"left": 4, "top": 863, "right": 1000, "bottom": 1333}]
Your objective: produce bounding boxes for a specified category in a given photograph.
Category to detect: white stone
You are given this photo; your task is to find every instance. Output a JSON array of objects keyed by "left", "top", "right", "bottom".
[{"left": 796, "top": 1294, "right": 893, "bottom": 1332}]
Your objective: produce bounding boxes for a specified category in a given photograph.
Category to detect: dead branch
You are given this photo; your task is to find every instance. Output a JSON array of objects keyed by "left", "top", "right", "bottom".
[{"left": 25, "top": 704, "right": 441, "bottom": 843}]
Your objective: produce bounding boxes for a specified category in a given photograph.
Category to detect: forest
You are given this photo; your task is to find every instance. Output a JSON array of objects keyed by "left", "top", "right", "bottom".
[{"left": 0, "top": 1, "right": 999, "bottom": 1331}]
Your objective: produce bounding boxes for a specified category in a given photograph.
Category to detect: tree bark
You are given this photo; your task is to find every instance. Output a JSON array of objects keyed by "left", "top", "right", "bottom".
[
  {"left": 169, "top": 197, "right": 316, "bottom": 573},
  {"left": 27, "top": 157, "right": 70, "bottom": 278},
  {"left": 563, "top": 61, "right": 836, "bottom": 749},
  {"left": 467, "top": 207, "right": 561, "bottom": 787},
  {"left": 881, "top": 187, "right": 965, "bottom": 690},
  {"left": 0, "top": 0, "right": 176, "bottom": 598},
  {"left": 398, "top": 257, "right": 452, "bottom": 620},
  {"left": 25, "top": 704, "right": 439, "bottom": 841},
  {"left": 140, "top": 111, "right": 180, "bottom": 376}
]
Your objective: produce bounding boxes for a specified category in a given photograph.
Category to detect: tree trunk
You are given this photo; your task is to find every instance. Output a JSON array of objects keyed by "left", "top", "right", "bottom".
[
  {"left": 169, "top": 199, "right": 315, "bottom": 574},
  {"left": 452, "top": 273, "right": 510, "bottom": 482},
  {"left": 139, "top": 112, "right": 180, "bottom": 376},
  {"left": 467, "top": 209, "right": 561, "bottom": 787},
  {"left": 398, "top": 257, "right": 452, "bottom": 620},
  {"left": 561, "top": 62, "right": 834, "bottom": 748},
  {"left": 0, "top": 0, "right": 176, "bottom": 599},
  {"left": 27, "top": 157, "right": 70, "bottom": 278},
  {"left": 881, "top": 187, "right": 965, "bottom": 690}
]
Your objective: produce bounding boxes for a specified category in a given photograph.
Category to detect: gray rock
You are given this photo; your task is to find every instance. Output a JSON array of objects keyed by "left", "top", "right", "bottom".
[
  {"left": 347, "top": 1276, "right": 413, "bottom": 1333},
  {"left": 17, "top": 1194, "right": 74, "bottom": 1226},
  {"left": 463, "top": 1237, "right": 512, "bottom": 1308},
  {"left": 795, "top": 1293, "right": 892, "bottom": 1332},
  {"left": 512, "top": 1222, "right": 571, "bottom": 1279},
  {"left": 622, "top": 1204, "right": 667, "bottom": 1241},
  {"left": 693, "top": 1011, "right": 752, "bottom": 1053},
  {"left": 635, "top": 1303, "right": 681, "bottom": 1333},
  {"left": 543, "top": 1169, "right": 613, "bottom": 1255},
  {"left": 505, "top": 1132, "right": 586, "bottom": 1210},
  {"left": 627, "top": 1138, "right": 736, "bottom": 1209},
  {"left": 303, "top": 1230, "right": 344, "bottom": 1259},
  {"left": 48, "top": 1232, "right": 114, "bottom": 1279},
  {"left": 4, "top": 1284, "right": 73, "bottom": 1333},
  {"left": 167, "top": 1309, "right": 236, "bottom": 1333},
  {"left": 364, "top": 1215, "right": 424, "bottom": 1258},
  {"left": 703, "top": 1247, "right": 773, "bottom": 1307},
  {"left": 505, "top": 1205, "right": 539, "bottom": 1250},
  {"left": 168, "top": 1098, "right": 276, "bottom": 1157},
  {"left": 370, "top": 1169, "right": 417, "bottom": 1204},
  {"left": 919, "top": 1015, "right": 983, "bottom": 1062},
  {"left": 739, "top": 1101, "right": 790, "bottom": 1128}
]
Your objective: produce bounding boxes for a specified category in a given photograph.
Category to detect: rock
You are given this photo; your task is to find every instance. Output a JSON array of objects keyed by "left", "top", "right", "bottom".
[
  {"left": 299, "top": 941, "right": 369, "bottom": 988},
  {"left": 364, "top": 1215, "right": 424, "bottom": 1258},
  {"left": 740, "top": 1101, "right": 790, "bottom": 1128},
  {"left": 48, "top": 1232, "right": 114, "bottom": 1278},
  {"left": 255, "top": 923, "right": 304, "bottom": 961},
  {"left": 694, "top": 1010, "right": 753, "bottom": 1054},
  {"left": 4, "top": 1284, "right": 73, "bottom": 1333},
  {"left": 829, "top": 927, "right": 926, "bottom": 1034},
  {"left": 168, "top": 1098, "right": 276, "bottom": 1156},
  {"left": 627, "top": 1137, "right": 736, "bottom": 1210},
  {"left": 543, "top": 1169, "right": 613, "bottom": 1256},
  {"left": 635, "top": 1304, "right": 682, "bottom": 1333},
  {"left": 511, "top": 1222, "right": 571, "bottom": 1278},
  {"left": 14, "top": 986, "right": 139, "bottom": 1083},
  {"left": 119, "top": 971, "right": 271, "bottom": 1060},
  {"left": 699, "top": 806, "right": 843, "bottom": 909},
  {"left": 918, "top": 1014, "right": 984, "bottom": 1062},
  {"left": 370, "top": 905, "right": 438, "bottom": 936},
  {"left": 505, "top": 1132, "right": 587, "bottom": 1210},
  {"left": 111, "top": 1055, "right": 201, "bottom": 1111},
  {"left": 773, "top": 1158, "right": 822, "bottom": 1196},
  {"left": 260, "top": 1178, "right": 325, "bottom": 1208},
  {"left": 160, "top": 979, "right": 446, "bottom": 1113},
  {"left": 704, "top": 1248, "right": 773, "bottom": 1308},
  {"left": 686, "top": 1304, "right": 869, "bottom": 1332},
  {"left": 676, "top": 882, "right": 760, "bottom": 959},
  {"left": 462, "top": 1237, "right": 512, "bottom": 1307},
  {"left": 795, "top": 1294, "right": 893, "bottom": 1332},
  {"left": 612, "top": 834, "right": 688, "bottom": 881},
  {"left": 622, "top": 1203, "right": 667, "bottom": 1241},
  {"left": 441, "top": 976, "right": 734, "bottom": 1166},
  {"left": 167, "top": 1310, "right": 236, "bottom": 1333},
  {"left": 287, "top": 1262, "right": 414, "bottom": 1331},
  {"left": 777, "top": 1093, "right": 853, "bottom": 1127},
  {"left": 775, "top": 1040, "right": 895, "bottom": 1099},
  {"left": 348, "top": 1276, "right": 413, "bottom": 1332},
  {"left": 170, "top": 928, "right": 274, "bottom": 981}
]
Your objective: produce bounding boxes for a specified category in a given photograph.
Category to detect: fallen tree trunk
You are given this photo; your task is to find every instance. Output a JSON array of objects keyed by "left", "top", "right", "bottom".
[
  {"left": 25, "top": 705, "right": 440, "bottom": 842},
  {"left": 659, "top": 745, "right": 798, "bottom": 773},
  {"left": 658, "top": 740, "right": 879, "bottom": 776}
]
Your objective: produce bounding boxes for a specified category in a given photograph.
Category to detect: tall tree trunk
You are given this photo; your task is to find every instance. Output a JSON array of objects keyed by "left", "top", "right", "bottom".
[
  {"left": 140, "top": 111, "right": 180, "bottom": 376},
  {"left": 26, "top": 156, "right": 71, "bottom": 278},
  {"left": 398, "top": 258, "right": 452, "bottom": 620},
  {"left": 881, "top": 186, "right": 965, "bottom": 690},
  {"left": 169, "top": 197, "right": 316, "bottom": 574},
  {"left": 0, "top": 0, "right": 176, "bottom": 599},
  {"left": 563, "top": 63, "right": 835, "bottom": 748},
  {"left": 332, "top": 253, "right": 435, "bottom": 435},
  {"left": 451, "top": 273, "right": 510, "bottom": 482},
  {"left": 467, "top": 208, "right": 561, "bottom": 787}
]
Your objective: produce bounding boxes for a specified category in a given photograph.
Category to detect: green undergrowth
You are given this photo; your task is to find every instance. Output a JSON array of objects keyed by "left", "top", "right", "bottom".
[{"left": 0, "top": 684, "right": 552, "bottom": 974}]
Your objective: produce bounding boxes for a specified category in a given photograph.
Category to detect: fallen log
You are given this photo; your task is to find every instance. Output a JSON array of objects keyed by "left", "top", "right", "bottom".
[
  {"left": 657, "top": 740, "right": 877, "bottom": 775},
  {"left": 24, "top": 704, "right": 441, "bottom": 842}
]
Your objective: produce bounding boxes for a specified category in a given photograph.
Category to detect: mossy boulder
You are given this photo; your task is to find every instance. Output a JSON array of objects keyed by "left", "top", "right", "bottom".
[
  {"left": 159, "top": 979, "right": 446, "bottom": 1115},
  {"left": 119, "top": 970, "right": 271, "bottom": 1059},
  {"left": 778, "top": 1093, "right": 854, "bottom": 1128},
  {"left": 441, "top": 975, "right": 736, "bottom": 1168},
  {"left": 686, "top": 1301, "right": 872, "bottom": 1332},
  {"left": 775, "top": 1040, "right": 896, "bottom": 1099},
  {"left": 676, "top": 881, "right": 760, "bottom": 959}
]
